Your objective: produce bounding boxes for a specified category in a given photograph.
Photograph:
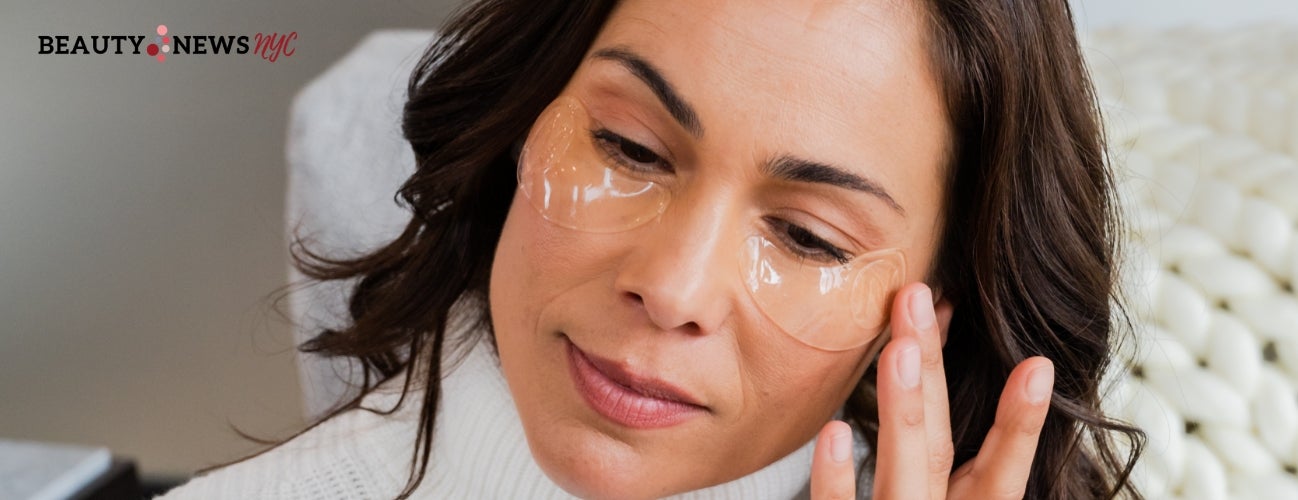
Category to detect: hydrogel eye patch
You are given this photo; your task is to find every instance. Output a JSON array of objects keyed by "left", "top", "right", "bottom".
[
  {"left": 517, "top": 96, "right": 670, "bottom": 233},
  {"left": 518, "top": 96, "right": 908, "bottom": 352},
  {"left": 741, "top": 236, "right": 906, "bottom": 351}
]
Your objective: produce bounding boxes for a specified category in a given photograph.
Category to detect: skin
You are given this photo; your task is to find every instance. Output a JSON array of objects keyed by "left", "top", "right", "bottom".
[{"left": 488, "top": 0, "right": 1053, "bottom": 498}]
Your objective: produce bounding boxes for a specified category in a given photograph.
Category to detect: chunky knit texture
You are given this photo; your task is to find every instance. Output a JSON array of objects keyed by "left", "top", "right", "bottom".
[{"left": 1087, "top": 23, "right": 1298, "bottom": 499}]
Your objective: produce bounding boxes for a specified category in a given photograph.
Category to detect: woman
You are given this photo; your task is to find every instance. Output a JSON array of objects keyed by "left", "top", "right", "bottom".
[{"left": 161, "top": 0, "right": 1143, "bottom": 498}]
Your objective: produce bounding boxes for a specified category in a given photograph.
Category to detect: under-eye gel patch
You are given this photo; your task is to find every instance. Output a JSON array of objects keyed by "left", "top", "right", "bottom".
[
  {"left": 741, "top": 235, "right": 906, "bottom": 351},
  {"left": 518, "top": 96, "right": 670, "bottom": 233}
]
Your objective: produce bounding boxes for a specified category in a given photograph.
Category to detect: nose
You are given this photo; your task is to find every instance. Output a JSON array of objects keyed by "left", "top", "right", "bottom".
[{"left": 612, "top": 196, "right": 738, "bottom": 336}]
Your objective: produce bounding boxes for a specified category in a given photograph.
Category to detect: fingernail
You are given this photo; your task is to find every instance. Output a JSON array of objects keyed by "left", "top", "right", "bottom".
[
  {"left": 831, "top": 427, "right": 853, "bottom": 463},
  {"left": 909, "top": 287, "right": 935, "bottom": 331},
  {"left": 897, "top": 343, "right": 921, "bottom": 389},
  {"left": 1026, "top": 363, "right": 1054, "bottom": 404}
]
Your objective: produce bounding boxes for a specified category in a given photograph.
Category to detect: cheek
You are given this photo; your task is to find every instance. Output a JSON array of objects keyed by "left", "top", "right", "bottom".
[
  {"left": 490, "top": 197, "right": 537, "bottom": 337},
  {"left": 746, "top": 346, "right": 866, "bottom": 413},
  {"left": 491, "top": 192, "right": 612, "bottom": 333},
  {"left": 727, "top": 331, "right": 873, "bottom": 456}
]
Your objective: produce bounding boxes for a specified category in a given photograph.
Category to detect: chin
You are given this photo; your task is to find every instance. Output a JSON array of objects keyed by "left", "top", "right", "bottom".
[
  {"left": 519, "top": 420, "right": 693, "bottom": 500},
  {"left": 529, "top": 442, "right": 675, "bottom": 500}
]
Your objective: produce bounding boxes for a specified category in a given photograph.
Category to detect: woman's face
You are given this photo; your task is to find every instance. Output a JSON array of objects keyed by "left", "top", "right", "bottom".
[{"left": 489, "top": 0, "right": 950, "bottom": 497}]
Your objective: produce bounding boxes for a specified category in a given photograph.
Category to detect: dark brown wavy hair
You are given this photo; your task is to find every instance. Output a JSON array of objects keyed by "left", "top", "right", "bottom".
[{"left": 205, "top": 0, "right": 1145, "bottom": 498}]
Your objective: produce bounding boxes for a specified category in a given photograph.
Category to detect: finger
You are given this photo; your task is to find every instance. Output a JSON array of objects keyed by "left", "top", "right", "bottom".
[
  {"left": 873, "top": 335, "right": 931, "bottom": 500},
  {"left": 891, "top": 284, "right": 955, "bottom": 498},
  {"left": 810, "top": 420, "right": 857, "bottom": 500},
  {"left": 952, "top": 357, "right": 1054, "bottom": 499}
]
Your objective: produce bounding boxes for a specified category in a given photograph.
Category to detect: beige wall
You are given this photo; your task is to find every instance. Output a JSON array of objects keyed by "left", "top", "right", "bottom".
[{"left": 0, "top": 0, "right": 461, "bottom": 477}]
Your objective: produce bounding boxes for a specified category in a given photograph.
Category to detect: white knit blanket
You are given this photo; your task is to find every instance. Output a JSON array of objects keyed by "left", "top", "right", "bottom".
[{"left": 1086, "top": 24, "right": 1298, "bottom": 499}]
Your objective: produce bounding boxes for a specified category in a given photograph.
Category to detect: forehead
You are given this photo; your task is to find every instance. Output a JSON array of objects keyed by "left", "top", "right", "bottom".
[{"left": 581, "top": 0, "right": 950, "bottom": 211}]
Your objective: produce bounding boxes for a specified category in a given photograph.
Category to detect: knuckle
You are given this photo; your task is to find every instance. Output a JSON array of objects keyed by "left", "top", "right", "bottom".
[
  {"left": 1012, "top": 414, "right": 1047, "bottom": 437},
  {"left": 900, "top": 407, "right": 925, "bottom": 428},
  {"left": 815, "top": 477, "right": 855, "bottom": 500},
  {"left": 921, "top": 349, "right": 944, "bottom": 370},
  {"left": 928, "top": 441, "right": 955, "bottom": 474},
  {"left": 995, "top": 408, "right": 1047, "bottom": 439}
]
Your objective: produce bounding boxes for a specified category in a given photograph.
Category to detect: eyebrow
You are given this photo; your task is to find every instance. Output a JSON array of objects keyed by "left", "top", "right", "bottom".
[
  {"left": 766, "top": 156, "right": 906, "bottom": 215},
  {"left": 591, "top": 46, "right": 704, "bottom": 138},
  {"left": 589, "top": 46, "right": 905, "bottom": 216}
]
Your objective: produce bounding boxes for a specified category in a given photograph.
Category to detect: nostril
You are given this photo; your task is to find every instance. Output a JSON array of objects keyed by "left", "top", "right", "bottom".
[
  {"left": 621, "top": 290, "right": 704, "bottom": 334},
  {"left": 678, "top": 321, "right": 703, "bottom": 336}
]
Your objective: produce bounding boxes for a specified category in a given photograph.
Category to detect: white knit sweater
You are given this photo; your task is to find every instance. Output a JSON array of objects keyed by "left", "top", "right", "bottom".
[{"left": 154, "top": 329, "right": 837, "bottom": 499}]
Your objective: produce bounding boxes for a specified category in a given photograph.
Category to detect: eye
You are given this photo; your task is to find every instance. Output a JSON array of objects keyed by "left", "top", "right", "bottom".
[
  {"left": 592, "top": 129, "right": 674, "bottom": 174},
  {"left": 764, "top": 217, "right": 852, "bottom": 265}
]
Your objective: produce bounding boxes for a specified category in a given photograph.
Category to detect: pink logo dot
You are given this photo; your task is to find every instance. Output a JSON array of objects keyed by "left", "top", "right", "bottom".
[{"left": 148, "top": 24, "right": 170, "bottom": 63}]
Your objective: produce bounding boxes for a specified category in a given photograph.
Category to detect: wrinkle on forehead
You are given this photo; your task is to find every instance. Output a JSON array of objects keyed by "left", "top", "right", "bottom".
[
  {"left": 684, "top": 0, "right": 936, "bottom": 144},
  {"left": 799, "top": 0, "right": 907, "bottom": 35},
  {"left": 711, "top": 0, "right": 925, "bottom": 95},
  {"left": 603, "top": 0, "right": 929, "bottom": 94}
]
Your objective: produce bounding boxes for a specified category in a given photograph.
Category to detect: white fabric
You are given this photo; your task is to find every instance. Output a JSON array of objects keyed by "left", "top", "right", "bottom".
[
  {"left": 1086, "top": 23, "right": 1298, "bottom": 499},
  {"left": 285, "top": 30, "right": 431, "bottom": 421},
  {"left": 155, "top": 321, "right": 822, "bottom": 499}
]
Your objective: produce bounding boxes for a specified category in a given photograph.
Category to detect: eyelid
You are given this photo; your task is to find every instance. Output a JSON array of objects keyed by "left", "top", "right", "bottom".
[
  {"left": 761, "top": 192, "right": 888, "bottom": 256},
  {"left": 586, "top": 101, "right": 681, "bottom": 164},
  {"left": 766, "top": 210, "right": 862, "bottom": 256}
]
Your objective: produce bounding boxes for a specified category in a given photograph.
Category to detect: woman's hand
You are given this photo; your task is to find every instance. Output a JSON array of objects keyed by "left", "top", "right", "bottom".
[{"left": 810, "top": 283, "right": 1055, "bottom": 500}]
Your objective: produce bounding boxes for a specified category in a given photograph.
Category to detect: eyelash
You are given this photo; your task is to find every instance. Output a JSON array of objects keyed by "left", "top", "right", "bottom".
[
  {"left": 764, "top": 217, "right": 852, "bottom": 265},
  {"left": 590, "top": 128, "right": 852, "bottom": 266},
  {"left": 592, "top": 128, "right": 673, "bottom": 174}
]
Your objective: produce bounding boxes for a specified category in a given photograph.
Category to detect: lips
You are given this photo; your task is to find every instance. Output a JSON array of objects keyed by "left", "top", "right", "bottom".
[{"left": 565, "top": 337, "right": 708, "bottom": 428}]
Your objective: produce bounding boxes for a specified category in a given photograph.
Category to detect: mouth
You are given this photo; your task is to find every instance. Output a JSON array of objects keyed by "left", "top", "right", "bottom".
[{"left": 564, "top": 336, "right": 709, "bottom": 429}]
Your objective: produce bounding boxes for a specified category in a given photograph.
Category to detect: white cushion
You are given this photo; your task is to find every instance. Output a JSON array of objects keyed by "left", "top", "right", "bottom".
[{"left": 285, "top": 30, "right": 437, "bottom": 421}]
